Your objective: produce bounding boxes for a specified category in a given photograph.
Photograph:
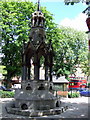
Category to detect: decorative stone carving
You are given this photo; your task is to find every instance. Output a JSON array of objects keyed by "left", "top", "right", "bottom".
[
  {"left": 26, "top": 84, "right": 32, "bottom": 90},
  {"left": 6, "top": 0, "right": 63, "bottom": 117}
]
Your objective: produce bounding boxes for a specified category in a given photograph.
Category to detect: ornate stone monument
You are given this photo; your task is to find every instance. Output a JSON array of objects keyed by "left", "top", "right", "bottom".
[{"left": 6, "top": 1, "right": 68, "bottom": 117}]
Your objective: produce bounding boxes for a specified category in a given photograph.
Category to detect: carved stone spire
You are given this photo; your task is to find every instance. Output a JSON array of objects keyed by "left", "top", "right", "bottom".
[
  {"left": 37, "top": 0, "right": 40, "bottom": 11},
  {"left": 30, "top": 0, "right": 45, "bottom": 44},
  {"left": 6, "top": 1, "right": 61, "bottom": 116},
  {"left": 31, "top": 0, "right": 45, "bottom": 28}
]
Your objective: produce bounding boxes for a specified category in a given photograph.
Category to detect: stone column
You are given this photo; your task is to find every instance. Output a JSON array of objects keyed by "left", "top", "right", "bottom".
[
  {"left": 22, "top": 54, "right": 27, "bottom": 81},
  {"left": 49, "top": 66, "right": 52, "bottom": 82},
  {"left": 34, "top": 54, "right": 39, "bottom": 80},
  {"left": 27, "top": 59, "right": 31, "bottom": 80},
  {"left": 45, "top": 57, "right": 48, "bottom": 80},
  {"left": 37, "top": 64, "right": 40, "bottom": 80},
  {"left": 27, "top": 66, "right": 31, "bottom": 80},
  {"left": 49, "top": 55, "right": 53, "bottom": 82}
]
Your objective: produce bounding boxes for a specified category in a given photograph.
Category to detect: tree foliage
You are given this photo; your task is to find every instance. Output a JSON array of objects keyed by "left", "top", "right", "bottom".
[
  {"left": 51, "top": 27, "right": 88, "bottom": 78},
  {"left": 1, "top": 1, "right": 34, "bottom": 87},
  {"left": 0, "top": 1, "right": 88, "bottom": 87},
  {"left": 0, "top": 65, "right": 7, "bottom": 75},
  {"left": 0, "top": 1, "right": 56, "bottom": 87}
]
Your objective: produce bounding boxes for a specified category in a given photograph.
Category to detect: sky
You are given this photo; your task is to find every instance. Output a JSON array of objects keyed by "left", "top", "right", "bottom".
[{"left": 30, "top": 0, "right": 88, "bottom": 31}]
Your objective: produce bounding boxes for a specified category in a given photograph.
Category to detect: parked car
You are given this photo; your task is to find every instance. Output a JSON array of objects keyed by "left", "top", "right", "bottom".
[
  {"left": 80, "top": 89, "right": 90, "bottom": 97},
  {"left": 0, "top": 86, "right": 12, "bottom": 91},
  {"left": 78, "top": 88, "right": 87, "bottom": 92}
]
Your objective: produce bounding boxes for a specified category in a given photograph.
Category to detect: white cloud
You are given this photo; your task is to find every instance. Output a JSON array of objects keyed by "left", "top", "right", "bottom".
[{"left": 59, "top": 13, "right": 88, "bottom": 31}]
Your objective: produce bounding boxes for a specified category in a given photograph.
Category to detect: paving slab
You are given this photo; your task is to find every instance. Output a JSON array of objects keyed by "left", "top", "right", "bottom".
[{"left": 0, "top": 97, "right": 89, "bottom": 119}]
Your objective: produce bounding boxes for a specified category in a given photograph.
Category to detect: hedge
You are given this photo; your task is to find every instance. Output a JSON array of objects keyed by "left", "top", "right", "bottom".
[
  {"left": 68, "top": 92, "right": 80, "bottom": 98},
  {"left": 0, "top": 90, "right": 80, "bottom": 98},
  {"left": 0, "top": 90, "right": 15, "bottom": 98}
]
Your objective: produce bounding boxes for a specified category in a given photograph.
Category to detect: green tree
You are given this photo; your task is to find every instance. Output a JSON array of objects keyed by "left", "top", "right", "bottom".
[
  {"left": 1, "top": 1, "right": 34, "bottom": 88},
  {"left": 52, "top": 27, "right": 88, "bottom": 79},
  {"left": 0, "top": 1, "right": 56, "bottom": 88},
  {"left": 1, "top": 1, "right": 88, "bottom": 88},
  {"left": 0, "top": 65, "right": 7, "bottom": 75}
]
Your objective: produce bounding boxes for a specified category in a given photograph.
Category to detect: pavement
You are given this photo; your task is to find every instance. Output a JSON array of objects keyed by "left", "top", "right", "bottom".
[{"left": 0, "top": 96, "right": 89, "bottom": 120}]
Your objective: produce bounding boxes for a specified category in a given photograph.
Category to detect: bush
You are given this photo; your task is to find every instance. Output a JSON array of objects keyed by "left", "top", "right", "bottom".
[
  {"left": 0, "top": 90, "right": 15, "bottom": 98},
  {"left": 88, "top": 83, "right": 90, "bottom": 87},
  {"left": 68, "top": 92, "right": 80, "bottom": 98}
]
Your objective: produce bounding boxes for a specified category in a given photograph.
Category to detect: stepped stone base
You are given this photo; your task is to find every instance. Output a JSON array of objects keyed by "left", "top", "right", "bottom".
[
  {"left": 5, "top": 80, "right": 68, "bottom": 117},
  {"left": 13, "top": 81, "right": 60, "bottom": 111},
  {"left": 6, "top": 106, "right": 68, "bottom": 117}
]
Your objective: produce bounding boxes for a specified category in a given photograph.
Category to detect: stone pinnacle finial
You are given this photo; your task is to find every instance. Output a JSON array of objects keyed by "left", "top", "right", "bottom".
[{"left": 37, "top": 0, "right": 40, "bottom": 11}]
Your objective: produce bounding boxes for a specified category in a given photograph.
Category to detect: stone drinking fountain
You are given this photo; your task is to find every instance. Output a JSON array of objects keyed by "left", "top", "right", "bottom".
[{"left": 6, "top": 1, "right": 68, "bottom": 117}]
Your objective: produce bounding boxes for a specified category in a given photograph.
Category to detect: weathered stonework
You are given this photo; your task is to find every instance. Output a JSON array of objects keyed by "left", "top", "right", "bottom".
[
  {"left": 6, "top": 1, "right": 68, "bottom": 117},
  {"left": 6, "top": 106, "right": 68, "bottom": 117}
]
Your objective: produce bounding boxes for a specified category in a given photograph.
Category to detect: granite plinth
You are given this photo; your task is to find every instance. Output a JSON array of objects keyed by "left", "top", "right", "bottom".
[
  {"left": 6, "top": 80, "right": 65, "bottom": 117},
  {"left": 6, "top": 106, "right": 68, "bottom": 117}
]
